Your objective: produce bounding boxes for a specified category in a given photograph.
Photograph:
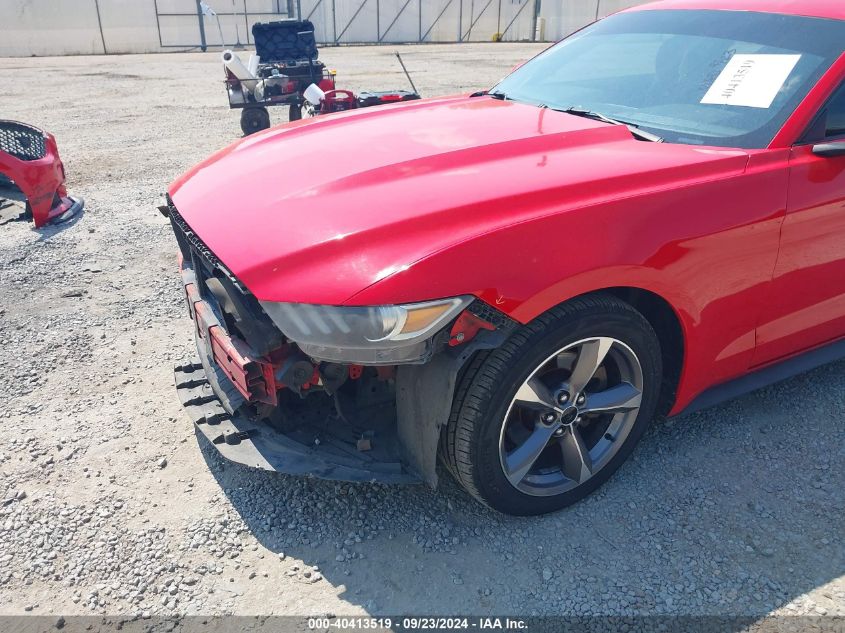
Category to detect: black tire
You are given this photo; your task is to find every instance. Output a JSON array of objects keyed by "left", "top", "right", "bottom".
[
  {"left": 441, "top": 293, "right": 662, "bottom": 516},
  {"left": 240, "top": 107, "right": 271, "bottom": 135},
  {"left": 288, "top": 103, "right": 303, "bottom": 122}
]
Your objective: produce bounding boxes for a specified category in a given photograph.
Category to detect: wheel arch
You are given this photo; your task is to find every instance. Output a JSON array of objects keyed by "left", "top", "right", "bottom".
[
  {"left": 600, "top": 287, "right": 685, "bottom": 417},
  {"left": 529, "top": 286, "right": 687, "bottom": 418},
  {"left": 417, "top": 285, "right": 687, "bottom": 491}
]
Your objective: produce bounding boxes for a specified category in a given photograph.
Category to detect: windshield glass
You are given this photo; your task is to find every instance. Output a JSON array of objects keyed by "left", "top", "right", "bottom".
[{"left": 492, "top": 10, "right": 845, "bottom": 148}]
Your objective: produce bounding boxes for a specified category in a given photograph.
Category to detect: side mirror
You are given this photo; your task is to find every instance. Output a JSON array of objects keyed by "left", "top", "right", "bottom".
[{"left": 812, "top": 142, "right": 845, "bottom": 158}]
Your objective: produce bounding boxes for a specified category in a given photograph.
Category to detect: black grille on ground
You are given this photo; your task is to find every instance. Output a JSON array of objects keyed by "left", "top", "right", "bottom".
[{"left": 0, "top": 121, "right": 46, "bottom": 161}]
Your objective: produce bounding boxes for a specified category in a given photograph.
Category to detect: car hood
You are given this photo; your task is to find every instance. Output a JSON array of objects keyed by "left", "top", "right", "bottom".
[{"left": 170, "top": 96, "right": 749, "bottom": 304}]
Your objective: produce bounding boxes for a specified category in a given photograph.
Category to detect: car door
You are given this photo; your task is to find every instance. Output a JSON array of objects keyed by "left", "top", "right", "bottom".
[{"left": 754, "top": 83, "right": 845, "bottom": 365}]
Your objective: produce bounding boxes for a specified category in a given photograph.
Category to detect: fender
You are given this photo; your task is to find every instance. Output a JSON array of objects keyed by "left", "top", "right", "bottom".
[{"left": 349, "top": 152, "right": 788, "bottom": 415}]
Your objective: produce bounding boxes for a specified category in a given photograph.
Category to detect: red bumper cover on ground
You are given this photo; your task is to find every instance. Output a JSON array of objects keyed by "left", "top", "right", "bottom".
[{"left": 0, "top": 120, "right": 83, "bottom": 228}]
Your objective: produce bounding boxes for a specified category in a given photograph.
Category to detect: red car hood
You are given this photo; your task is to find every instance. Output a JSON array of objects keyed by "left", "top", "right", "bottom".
[{"left": 170, "top": 96, "right": 748, "bottom": 304}]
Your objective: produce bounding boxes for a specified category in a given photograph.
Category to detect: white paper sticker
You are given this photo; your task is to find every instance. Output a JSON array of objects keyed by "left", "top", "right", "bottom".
[{"left": 701, "top": 54, "right": 801, "bottom": 109}]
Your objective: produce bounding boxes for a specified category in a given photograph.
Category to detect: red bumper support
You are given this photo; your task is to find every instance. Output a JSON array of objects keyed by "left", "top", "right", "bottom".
[{"left": 185, "top": 280, "right": 278, "bottom": 406}]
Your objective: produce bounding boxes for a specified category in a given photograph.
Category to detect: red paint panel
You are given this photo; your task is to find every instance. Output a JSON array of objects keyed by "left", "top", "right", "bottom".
[
  {"left": 754, "top": 145, "right": 845, "bottom": 365},
  {"left": 626, "top": 0, "right": 845, "bottom": 21}
]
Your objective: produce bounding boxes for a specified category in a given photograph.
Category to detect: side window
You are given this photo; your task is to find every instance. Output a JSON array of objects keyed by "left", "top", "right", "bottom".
[
  {"left": 825, "top": 84, "right": 845, "bottom": 138},
  {"left": 800, "top": 83, "right": 845, "bottom": 143}
]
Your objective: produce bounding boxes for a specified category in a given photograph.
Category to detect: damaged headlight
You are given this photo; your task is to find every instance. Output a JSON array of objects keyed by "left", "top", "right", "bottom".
[{"left": 259, "top": 296, "right": 473, "bottom": 364}]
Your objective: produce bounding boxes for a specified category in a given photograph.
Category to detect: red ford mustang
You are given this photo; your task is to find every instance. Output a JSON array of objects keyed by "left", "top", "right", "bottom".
[{"left": 167, "top": 0, "right": 845, "bottom": 515}]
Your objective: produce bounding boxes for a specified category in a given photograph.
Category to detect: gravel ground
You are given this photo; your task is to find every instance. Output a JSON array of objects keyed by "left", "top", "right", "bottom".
[{"left": 0, "top": 44, "right": 843, "bottom": 621}]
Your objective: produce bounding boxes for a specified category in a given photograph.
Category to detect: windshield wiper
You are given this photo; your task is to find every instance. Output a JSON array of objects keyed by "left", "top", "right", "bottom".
[
  {"left": 487, "top": 91, "right": 509, "bottom": 100},
  {"left": 560, "top": 106, "right": 663, "bottom": 143}
]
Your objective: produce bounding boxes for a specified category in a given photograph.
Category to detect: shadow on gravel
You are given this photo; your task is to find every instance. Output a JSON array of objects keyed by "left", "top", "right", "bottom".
[
  {"left": 33, "top": 205, "right": 86, "bottom": 242},
  {"left": 197, "top": 360, "right": 845, "bottom": 618}
]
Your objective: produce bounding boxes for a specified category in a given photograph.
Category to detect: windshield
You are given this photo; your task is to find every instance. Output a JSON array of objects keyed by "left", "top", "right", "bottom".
[{"left": 492, "top": 10, "right": 845, "bottom": 148}]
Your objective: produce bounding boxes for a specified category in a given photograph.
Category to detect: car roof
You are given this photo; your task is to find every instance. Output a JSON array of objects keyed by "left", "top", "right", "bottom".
[{"left": 625, "top": 0, "right": 845, "bottom": 21}]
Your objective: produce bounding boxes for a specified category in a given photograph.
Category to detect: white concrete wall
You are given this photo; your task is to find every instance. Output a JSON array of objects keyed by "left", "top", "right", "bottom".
[
  {"left": 0, "top": 0, "right": 650, "bottom": 57},
  {"left": 0, "top": 1, "right": 107, "bottom": 57},
  {"left": 99, "top": 0, "right": 163, "bottom": 53},
  {"left": 0, "top": 0, "right": 295, "bottom": 56}
]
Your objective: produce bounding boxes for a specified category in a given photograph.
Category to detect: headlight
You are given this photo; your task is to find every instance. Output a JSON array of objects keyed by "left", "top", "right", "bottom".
[{"left": 260, "top": 296, "right": 473, "bottom": 364}]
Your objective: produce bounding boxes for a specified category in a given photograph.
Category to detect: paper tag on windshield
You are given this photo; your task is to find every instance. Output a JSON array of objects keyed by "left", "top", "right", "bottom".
[{"left": 701, "top": 54, "right": 801, "bottom": 109}]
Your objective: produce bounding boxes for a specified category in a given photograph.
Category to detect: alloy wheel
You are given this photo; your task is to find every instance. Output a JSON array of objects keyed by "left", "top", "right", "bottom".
[{"left": 498, "top": 337, "right": 644, "bottom": 497}]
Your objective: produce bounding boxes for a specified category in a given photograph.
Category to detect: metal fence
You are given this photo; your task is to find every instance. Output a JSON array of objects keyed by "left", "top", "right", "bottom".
[
  {"left": 296, "top": 0, "right": 538, "bottom": 44},
  {"left": 187, "top": 0, "right": 643, "bottom": 48},
  {"left": 154, "top": 0, "right": 540, "bottom": 50},
  {"left": 1, "top": 0, "right": 645, "bottom": 57},
  {"left": 154, "top": 1, "right": 294, "bottom": 49}
]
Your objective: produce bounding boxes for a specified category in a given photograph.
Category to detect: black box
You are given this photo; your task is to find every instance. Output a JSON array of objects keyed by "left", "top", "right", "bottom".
[
  {"left": 357, "top": 90, "right": 421, "bottom": 108},
  {"left": 252, "top": 20, "right": 319, "bottom": 63}
]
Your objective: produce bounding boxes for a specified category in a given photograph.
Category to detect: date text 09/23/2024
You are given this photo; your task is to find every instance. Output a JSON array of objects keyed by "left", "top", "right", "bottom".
[{"left": 307, "top": 618, "right": 527, "bottom": 630}]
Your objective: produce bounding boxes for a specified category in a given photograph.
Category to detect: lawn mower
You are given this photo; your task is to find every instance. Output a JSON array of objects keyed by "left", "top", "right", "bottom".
[
  {"left": 223, "top": 20, "right": 420, "bottom": 135},
  {"left": 223, "top": 19, "right": 334, "bottom": 134},
  {"left": 0, "top": 120, "right": 83, "bottom": 229}
]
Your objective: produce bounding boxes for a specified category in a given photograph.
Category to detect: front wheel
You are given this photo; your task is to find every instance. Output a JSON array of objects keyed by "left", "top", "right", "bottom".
[{"left": 442, "top": 294, "right": 662, "bottom": 516}]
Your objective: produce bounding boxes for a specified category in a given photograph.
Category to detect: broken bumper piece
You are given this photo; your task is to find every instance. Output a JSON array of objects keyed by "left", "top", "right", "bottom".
[
  {"left": 0, "top": 120, "right": 84, "bottom": 228},
  {"left": 174, "top": 360, "right": 421, "bottom": 484},
  {"left": 44, "top": 194, "right": 84, "bottom": 226}
]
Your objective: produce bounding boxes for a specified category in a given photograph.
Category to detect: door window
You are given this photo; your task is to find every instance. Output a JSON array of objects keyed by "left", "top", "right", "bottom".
[
  {"left": 824, "top": 84, "right": 845, "bottom": 138},
  {"left": 802, "top": 82, "right": 845, "bottom": 142}
]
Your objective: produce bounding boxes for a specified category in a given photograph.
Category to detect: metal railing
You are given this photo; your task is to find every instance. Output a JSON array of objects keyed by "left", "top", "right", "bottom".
[{"left": 155, "top": 0, "right": 539, "bottom": 50}]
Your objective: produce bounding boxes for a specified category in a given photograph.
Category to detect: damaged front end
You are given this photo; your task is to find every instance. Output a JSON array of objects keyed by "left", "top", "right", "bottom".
[{"left": 167, "top": 200, "right": 515, "bottom": 486}]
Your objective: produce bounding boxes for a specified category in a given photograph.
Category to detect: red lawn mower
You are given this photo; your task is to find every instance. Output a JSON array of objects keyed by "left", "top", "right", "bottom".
[
  {"left": 302, "top": 81, "right": 420, "bottom": 117},
  {"left": 0, "top": 120, "right": 83, "bottom": 228}
]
